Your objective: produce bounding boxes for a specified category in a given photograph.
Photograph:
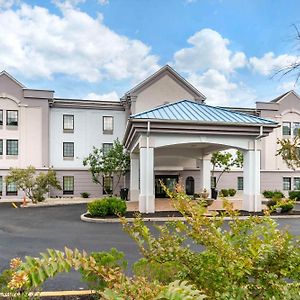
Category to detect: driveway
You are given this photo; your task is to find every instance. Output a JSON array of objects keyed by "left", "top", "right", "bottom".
[{"left": 0, "top": 203, "right": 299, "bottom": 291}]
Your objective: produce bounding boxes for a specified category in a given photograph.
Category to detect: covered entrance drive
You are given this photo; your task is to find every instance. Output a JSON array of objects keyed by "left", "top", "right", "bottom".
[{"left": 124, "top": 100, "right": 278, "bottom": 213}]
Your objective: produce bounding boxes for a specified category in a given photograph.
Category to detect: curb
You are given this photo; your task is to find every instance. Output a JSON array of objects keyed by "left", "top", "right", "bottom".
[
  {"left": 0, "top": 290, "right": 95, "bottom": 298},
  {"left": 81, "top": 212, "right": 300, "bottom": 223}
]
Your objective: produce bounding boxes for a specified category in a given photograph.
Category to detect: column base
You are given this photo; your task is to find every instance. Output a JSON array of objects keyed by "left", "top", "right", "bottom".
[
  {"left": 138, "top": 195, "right": 155, "bottom": 213},
  {"left": 129, "top": 189, "right": 139, "bottom": 201},
  {"left": 242, "top": 194, "right": 262, "bottom": 212}
]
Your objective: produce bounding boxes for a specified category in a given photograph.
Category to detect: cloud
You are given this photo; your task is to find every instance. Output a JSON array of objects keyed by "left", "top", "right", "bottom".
[
  {"left": 277, "top": 81, "right": 296, "bottom": 92},
  {"left": 249, "top": 52, "right": 298, "bottom": 76},
  {"left": 0, "top": 0, "right": 18, "bottom": 9},
  {"left": 85, "top": 91, "right": 119, "bottom": 101},
  {"left": 173, "top": 28, "right": 247, "bottom": 74},
  {"left": 0, "top": 3, "right": 160, "bottom": 82},
  {"left": 187, "top": 69, "right": 255, "bottom": 106},
  {"left": 98, "top": 0, "right": 109, "bottom": 5},
  {"left": 172, "top": 28, "right": 253, "bottom": 106}
]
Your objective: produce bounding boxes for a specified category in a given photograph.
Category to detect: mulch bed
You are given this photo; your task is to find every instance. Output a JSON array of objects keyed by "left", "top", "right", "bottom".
[{"left": 85, "top": 209, "right": 300, "bottom": 219}]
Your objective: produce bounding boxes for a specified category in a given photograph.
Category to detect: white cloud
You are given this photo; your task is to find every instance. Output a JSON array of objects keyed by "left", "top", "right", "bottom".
[
  {"left": 173, "top": 28, "right": 247, "bottom": 74},
  {"left": 187, "top": 69, "right": 255, "bottom": 106},
  {"left": 85, "top": 91, "right": 119, "bottom": 101},
  {"left": 0, "top": 0, "right": 18, "bottom": 9},
  {"left": 277, "top": 81, "right": 296, "bottom": 92},
  {"left": 249, "top": 52, "right": 298, "bottom": 76},
  {"left": 98, "top": 0, "right": 109, "bottom": 5},
  {"left": 0, "top": 3, "right": 160, "bottom": 82}
]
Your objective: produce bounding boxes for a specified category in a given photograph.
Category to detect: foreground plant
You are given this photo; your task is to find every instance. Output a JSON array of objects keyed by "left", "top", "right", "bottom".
[
  {"left": 3, "top": 184, "right": 300, "bottom": 299},
  {"left": 123, "top": 184, "right": 300, "bottom": 299}
]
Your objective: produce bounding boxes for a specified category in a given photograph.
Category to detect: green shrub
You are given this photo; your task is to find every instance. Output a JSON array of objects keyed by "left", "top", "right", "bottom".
[
  {"left": 107, "top": 197, "right": 127, "bottom": 216},
  {"left": 289, "top": 190, "right": 300, "bottom": 201},
  {"left": 273, "top": 190, "right": 284, "bottom": 199},
  {"left": 87, "top": 199, "right": 109, "bottom": 217},
  {"left": 263, "top": 190, "right": 284, "bottom": 199},
  {"left": 220, "top": 189, "right": 229, "bottom": 197},
  {"left": 80, "top": 192, "right": 90, "bottom": 198},
  {"left": 228, "top": 188, "right": 236, "bottom": 197},
  {"left": 87, "top": 197, "right": 126, "bottom": 217},
  {"left": 263, "top": 190, "right": 274, "bottom": 198}
]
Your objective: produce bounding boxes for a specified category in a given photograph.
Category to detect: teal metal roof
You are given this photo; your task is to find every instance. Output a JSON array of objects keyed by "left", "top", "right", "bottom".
[{"left": 130, "top": 100, "right": 278, "bottom": 125}]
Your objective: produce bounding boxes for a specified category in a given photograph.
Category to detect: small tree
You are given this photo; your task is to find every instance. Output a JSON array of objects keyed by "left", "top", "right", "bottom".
[
  {"left": 277, "top": 135, "right": 300, "bottom": 170},
  {"left": 83, "top": 139, "right": 130, "bottom": 195},
  {"left": 211, "top": 150, "right": 243, "bottom": 188},
  {"left": 5, "top": 166, "right": 61, "bottom": 203}
]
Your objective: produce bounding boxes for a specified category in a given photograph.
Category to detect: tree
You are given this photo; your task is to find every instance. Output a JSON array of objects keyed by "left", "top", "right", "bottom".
[
  {"left": 211, "top": 150, "right": 243, "bottom": 188},
  {"left": 83, "top": 139, "right": 130, "bottom": 195},
  {"left": 273, "top": 24, "right": 300, "bottom": 83},
  {"left": 277, "top": 135, "right": 300, "bottom": 170},
  {"left": 5, "top": 166, "right": 61, "bottom": 203}
]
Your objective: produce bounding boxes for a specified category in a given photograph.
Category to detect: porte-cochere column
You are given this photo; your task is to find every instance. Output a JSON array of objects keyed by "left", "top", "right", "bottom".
[
  {"left": 242, "top": 149, "right": 261, "bottom": 212},
  {"left": 129, "top": 153, "right": 139, "bottom": 201},
  {"left": 139, "top": 146, "right": 155, "bottom": 213},
  {"left": 199, "top": 155, "right": 211, "bottom": 197}
]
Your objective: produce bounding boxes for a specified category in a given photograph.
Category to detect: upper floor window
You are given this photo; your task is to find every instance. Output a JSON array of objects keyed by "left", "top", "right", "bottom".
[
  {"left": 0, "top": 139, "right": 3, "bottom": 155},
  {"left": 0, "top": 110, "right": 3, "bottom": 125},
  {"left": 293, "top": 122, "right": 300, "bottom": 137},
  {"left": 282, "top": 122, "right": 291, "bottom": 136},
  {"left": 103, "top": 116, "right": 113, "bottom": 134},
  {"left": 102, "top": 143, "right": 113, "bottom": 156},
  {"left": 283, "top": 177, "right": 291, "bottom": 191},
  {"left": 6, "top": 140, "right": 18, "bottom": 155},
  {"left": 6, "top": 110, "right": 18, "bottom": 126},
  {"left": 63, "top": 115, "right": 74, "bottom": 132},
  {"left": 63, "top": 142, "right": 74, "bottom": 158}
]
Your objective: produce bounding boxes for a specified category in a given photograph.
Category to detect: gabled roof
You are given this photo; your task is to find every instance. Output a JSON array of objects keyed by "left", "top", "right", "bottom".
[
  {"left": 130, "top": 99, "right": 278, "bottom": 125},
  {"left": 123, "top": 65, "right": 206, "bottom": 101},
  {"left": 270, "top": 90, "right": 299, "bottom": 103},
  {"left": 0, "top": 70, "right": 26, "bottom": 88}
]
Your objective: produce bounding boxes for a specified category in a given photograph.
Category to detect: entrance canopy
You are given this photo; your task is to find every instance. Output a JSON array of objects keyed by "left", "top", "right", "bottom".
[{"left": 123, "top": 100, "right": 278, "bottom": 213}]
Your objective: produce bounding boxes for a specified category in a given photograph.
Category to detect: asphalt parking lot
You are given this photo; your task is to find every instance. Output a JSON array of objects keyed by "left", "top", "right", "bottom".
[{"left": 0, "top": 203, "right": 299, "bottom": 291}]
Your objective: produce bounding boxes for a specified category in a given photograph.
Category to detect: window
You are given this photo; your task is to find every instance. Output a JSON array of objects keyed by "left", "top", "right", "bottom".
[
  {"left": 283, "top": 177, "right": 291, "bottom": 191},
  {"left": 6, "top": 181, "right": 17, "bottom": 196},
  {"left": 6, "top": 140, "right": 18, "bottom": 155},
  {"left": 294, "top": 177, "right": 300, "bottom": 190},
  {"left": 0, "top": 176, "right": 2, "bottom": 196},
  {"left": 103, "top": 116, "right": 113, "bottom": 134},
  {"left": 282, "top": 122, "right": 291, "bottom": 136},
  {"left": 63, "top": 176, "right": 74, "bottom": 195},
  {"left": 103, "top": 176, "right": 113, "bottom": 194},
  {"left": 102, "top": 143, "right": 113, "bottom": 156},
  {"left": 6, "top": 110, "right": 18, "bottom": 126},
  {"left": 293, "top": 122, "right": 300, "bottom": 137},
  {"left": 0, "top": 139, "right": 2, "bottom": 155},
  {"left": 63, "top": 115, "right": 74, "bottom": 131},
  {"left": 0, "top": 110, "right": 3, "bottom": 125},
  {"left": 237, "top": 177, "right": 244, "bottom": 190},
  {"left": 63, "top": 142, "right": 74, "bottom": 158},
  {"left": 211, "top": 177, "right": 216, "bottom": 189}
]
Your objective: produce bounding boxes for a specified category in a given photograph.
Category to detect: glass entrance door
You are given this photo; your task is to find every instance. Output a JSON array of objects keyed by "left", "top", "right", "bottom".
[{"left": 155, "top": 175, "right": 178, "bottom": 198}]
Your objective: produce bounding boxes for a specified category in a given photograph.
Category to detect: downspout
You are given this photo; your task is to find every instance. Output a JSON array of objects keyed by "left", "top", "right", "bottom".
[
  {"left": 254, "top": 126, "right": 264, "bottom": 211},
  {"left": 146, "top": 121, "right": 151, "bottom": 213}
]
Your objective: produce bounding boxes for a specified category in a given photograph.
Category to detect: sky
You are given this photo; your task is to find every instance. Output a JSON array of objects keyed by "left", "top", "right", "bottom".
[{"left": 0, "top": 0, "right": 300, "bottom": 107}]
